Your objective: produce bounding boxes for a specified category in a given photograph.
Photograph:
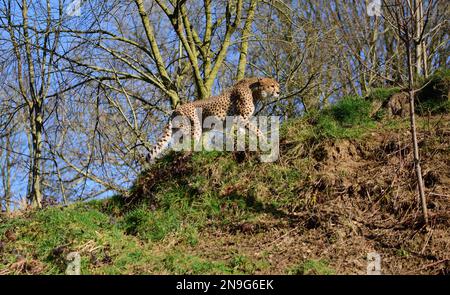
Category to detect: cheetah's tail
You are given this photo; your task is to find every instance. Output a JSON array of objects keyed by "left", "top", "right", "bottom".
[{"left": 145, "top": 120, "right": 173, "bottom": 165}]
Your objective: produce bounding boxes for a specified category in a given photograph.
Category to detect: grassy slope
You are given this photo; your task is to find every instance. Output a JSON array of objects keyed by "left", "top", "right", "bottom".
[{"left": 1, "top": 86, "right": 449, "bottom": 275}]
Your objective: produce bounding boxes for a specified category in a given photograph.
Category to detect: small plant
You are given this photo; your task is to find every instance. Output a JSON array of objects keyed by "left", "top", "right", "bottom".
[{"left": 396, "top": 248, "right": 410, "bottom": 258}]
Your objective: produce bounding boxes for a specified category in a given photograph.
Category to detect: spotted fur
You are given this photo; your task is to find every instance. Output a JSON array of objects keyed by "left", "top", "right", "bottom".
[{"left": 145, "top": 77, "right": 281, "bottom": 164}]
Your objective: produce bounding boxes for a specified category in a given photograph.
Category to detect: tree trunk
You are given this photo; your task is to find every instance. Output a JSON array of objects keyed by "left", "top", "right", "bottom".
[
  {"left": 415, "top": 0, "right": 423, "bottom": 77},
  {"left": 5, "top": 134, "right": 11, "bottom": 212},
  {"left": 236, "top": 0, "right": 258, "bottom": 80},
  {"left": 394, "top": 34, "right": 403, "bottom": 83},
  {"left": 29, "top": 104, "right": 43, "bottom": 208},
  {"left": 421, "top": 41, "right": 428, "bottom": 79},
  {"left": 1, "top": 132, "right": 12, "bottom": 213},
  {"left": 368, "top": 12, "right": 379, "bottom": 89},
  {"left": 406, "top": 41, "right": 428, "bottom": 225}
]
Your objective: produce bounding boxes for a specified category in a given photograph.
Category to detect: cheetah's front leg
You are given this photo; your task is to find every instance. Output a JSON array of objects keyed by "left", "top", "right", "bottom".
[
  {"left": 192, "top": 118, "right": 202, "bottom": 150},
  {"left": 234, "top": 115, "right": 268, "bottom": 144},
  {"left": 245, "top": 120, "right": 266, "bottom": 141},
  {"left": 240, "top": 117, "right": 267, "bottom": 144}
]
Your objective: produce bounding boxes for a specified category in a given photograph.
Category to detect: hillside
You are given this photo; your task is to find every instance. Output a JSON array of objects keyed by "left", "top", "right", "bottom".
[
  {"left": 1, "top": 0, "right": 449, "bottom": 278},
  {"left": 1, "top": 91, "right": 449, "bottom": 275}
]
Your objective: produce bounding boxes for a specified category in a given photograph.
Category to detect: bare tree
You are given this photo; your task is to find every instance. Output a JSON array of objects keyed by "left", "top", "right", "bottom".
[
  {"left": 0, "top": 130, "right": 12, "bottom": 212},
  {"left": 32, "top": 0, "right": 263, "bottom": 196},
  {"left": 382, "top": 0, "right": 438, "bottom": 225},
  {"left": 1, "top": 0, "right": 64, "bottom": 207},
  {"left": 59, "top": 1, "right": 261, "bottom": 107}
]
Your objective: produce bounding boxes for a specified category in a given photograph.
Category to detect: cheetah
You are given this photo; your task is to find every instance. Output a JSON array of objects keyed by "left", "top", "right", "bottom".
[{"left": 145, "top": 77, "right": 281, "bottom": 164}]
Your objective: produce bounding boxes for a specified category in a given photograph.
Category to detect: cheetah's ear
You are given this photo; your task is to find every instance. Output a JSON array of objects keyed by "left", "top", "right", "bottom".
[
  {"left": 249, "top": 79, "right": 261, "bottom": 90},
  {"left": 251, "top": 77, "right": 263, "bottom": 88}
]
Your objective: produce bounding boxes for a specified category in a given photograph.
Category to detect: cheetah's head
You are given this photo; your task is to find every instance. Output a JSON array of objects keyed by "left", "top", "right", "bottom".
[{"left": 252, "top": 77, "right": 281, "bottom": 100}]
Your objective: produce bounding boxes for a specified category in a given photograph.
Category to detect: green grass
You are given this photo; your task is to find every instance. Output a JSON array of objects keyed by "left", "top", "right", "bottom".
[
  {"left": 329, "top": 96, "right": 373, "bottom": 125},
  {"left": 229, "top": 253, "right": 270, "bottom": 273},
  {"left": 158, "top": 251, "right": 270, "bottom": 274},
  {"left": 0, "top": 205, "right": 150, "bottom": 274},
  {"left": 0, "top": 201, "right": 249, "bottom": 274},
  {"left": 122, "top": 206, "right": 181, "bottom": 241},
  {"left": 285, "top": 95, "right": 377, "bottom": 141},
  {"left": 287, "top": 259, "right": 334, "bottom": 275},
  {"left": 161, "top": 251, "right": 233, "bottom": 274}
]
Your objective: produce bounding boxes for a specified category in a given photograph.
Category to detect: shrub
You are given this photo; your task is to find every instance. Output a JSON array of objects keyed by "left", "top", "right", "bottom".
[
  {"left": 328, "top": 96, "right": 373, "bottom": 126},
  {"left": 368, "top": 87, "right": 402, "bottom": 102},
  {"left": 416, "top": 68, "right": 450, "bottom": 114},
  {"left": 285, "top": 96, "right": 377, "bottom": 140}
]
